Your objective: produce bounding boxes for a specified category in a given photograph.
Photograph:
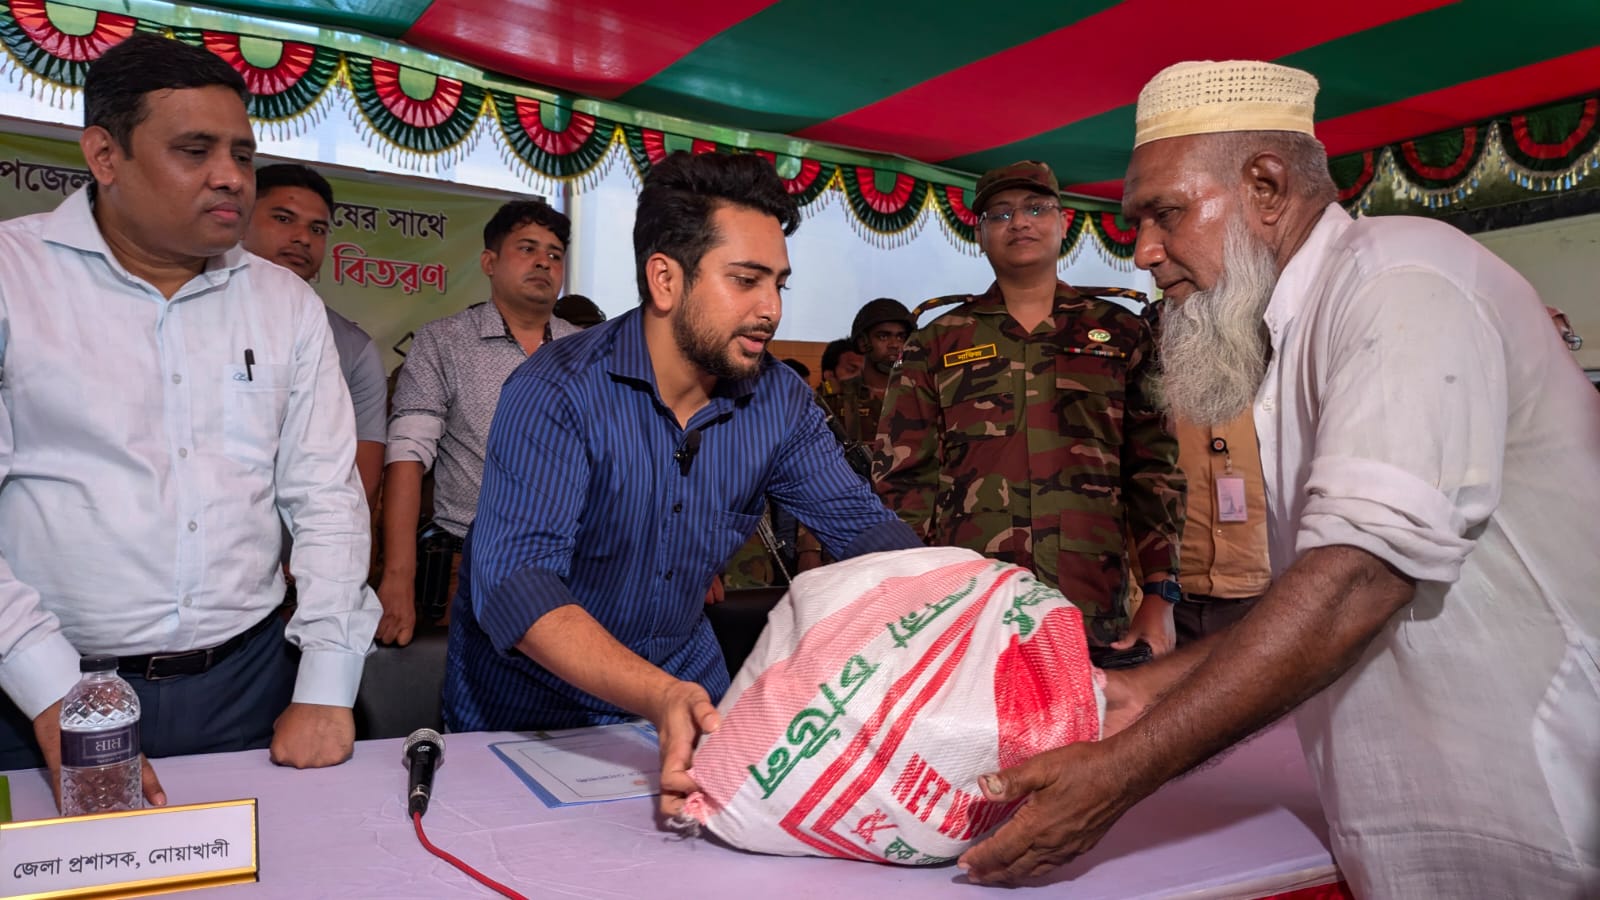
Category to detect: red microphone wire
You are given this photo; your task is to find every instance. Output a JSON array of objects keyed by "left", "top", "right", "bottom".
[{"left": 411, "top": 811, "right": 529, "bottom": 900}]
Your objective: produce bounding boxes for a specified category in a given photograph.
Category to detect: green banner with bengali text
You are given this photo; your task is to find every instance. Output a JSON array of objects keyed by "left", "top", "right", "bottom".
[{"left": 0, "top": 129, "right": 522, "bottom": 372}]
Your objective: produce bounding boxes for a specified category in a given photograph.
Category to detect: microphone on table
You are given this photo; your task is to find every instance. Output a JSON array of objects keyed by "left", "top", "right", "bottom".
[{"left": 404, "top": 728, "right": 445, "bottom": 817}]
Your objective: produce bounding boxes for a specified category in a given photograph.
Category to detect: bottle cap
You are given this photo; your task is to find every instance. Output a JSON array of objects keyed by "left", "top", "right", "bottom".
[{"left": 78, "top": 654, "right": 118, "bottom": 673}]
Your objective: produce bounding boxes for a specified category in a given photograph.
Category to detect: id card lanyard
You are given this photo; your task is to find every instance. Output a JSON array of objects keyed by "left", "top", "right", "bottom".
[{"left": 1211, "top": 434, "right": 1248, "bottom": 523}]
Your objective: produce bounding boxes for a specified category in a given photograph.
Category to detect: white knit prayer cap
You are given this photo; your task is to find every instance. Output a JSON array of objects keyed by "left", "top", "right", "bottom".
[{"left": 1134, "top": 60, "right": 1319, "bottom": 148}]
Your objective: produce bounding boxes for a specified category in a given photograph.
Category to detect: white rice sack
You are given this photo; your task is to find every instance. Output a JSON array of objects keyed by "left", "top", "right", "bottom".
[{"left": 683, "top": 546, "right": 1104, "bottom": 864}]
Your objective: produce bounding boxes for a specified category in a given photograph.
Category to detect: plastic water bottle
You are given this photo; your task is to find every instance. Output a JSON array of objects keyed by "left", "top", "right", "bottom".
[{"left": 58, "top": 655, "right": 142, "bottom": 816}]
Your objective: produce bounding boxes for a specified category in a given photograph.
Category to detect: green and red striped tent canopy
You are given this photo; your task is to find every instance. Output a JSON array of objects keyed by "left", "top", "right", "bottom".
[
  {"left": 4, "top": 0, "right": 1600, "bottom": 254},
  {"left": 174, "top": 0, "right": 1600, "bottom": 200}
]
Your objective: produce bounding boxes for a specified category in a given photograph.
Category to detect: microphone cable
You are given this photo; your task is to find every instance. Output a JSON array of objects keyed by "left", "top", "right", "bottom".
[{"left": 411, "top": 811, "right": 528, "bottom": 900}]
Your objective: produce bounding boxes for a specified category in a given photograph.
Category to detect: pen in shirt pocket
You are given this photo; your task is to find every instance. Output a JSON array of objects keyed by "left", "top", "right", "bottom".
[{"left": 244, "top": 348, "right": 255, "bottom": 382}]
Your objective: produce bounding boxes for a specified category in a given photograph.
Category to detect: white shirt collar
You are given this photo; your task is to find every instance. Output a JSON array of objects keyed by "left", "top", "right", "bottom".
[
  {"left": 40, "top": 187, "right": 251, "bottom": 289},
  {"left": 1263, "top": 203, "right": 1353, "bottom": 346}
]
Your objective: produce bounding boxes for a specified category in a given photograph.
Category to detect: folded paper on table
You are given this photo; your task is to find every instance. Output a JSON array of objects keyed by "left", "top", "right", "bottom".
[{"left": 491, "top": 723, "right": 660, "bottom": 808}]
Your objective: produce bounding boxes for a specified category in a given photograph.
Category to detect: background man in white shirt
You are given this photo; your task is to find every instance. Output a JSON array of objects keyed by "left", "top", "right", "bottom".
[
  {"left": 960, "top": 60, "right": 1599, "bottom": 896},
  {"left": 0, "top": 34, "right": 379, "bottom": 797},
  {"left": 243, "top": 163, "right": 387, "bottom": 509}
]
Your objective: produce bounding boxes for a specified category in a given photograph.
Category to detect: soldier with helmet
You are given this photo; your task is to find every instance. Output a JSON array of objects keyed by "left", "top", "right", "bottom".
[
  {"left": 874, "top": 161, "right": 1187, "bottom": 654},
  {"left": 816, "top": 297, "right": 916, "bottom": 444}
]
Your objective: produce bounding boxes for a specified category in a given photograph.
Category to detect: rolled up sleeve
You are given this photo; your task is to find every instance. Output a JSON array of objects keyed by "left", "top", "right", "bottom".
[
  {"left": 386, "top": 326, "right": 449, "bottom": 468},
  {"left": 469, "top": 372, "right": 587, "bottom": 653},
  {"left": 1294, "top": 268, "right": 1505, "bottom": 585}
]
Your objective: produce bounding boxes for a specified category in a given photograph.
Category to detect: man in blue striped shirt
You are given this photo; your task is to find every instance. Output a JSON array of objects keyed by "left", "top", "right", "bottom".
[{"left": 442, "top": 152, "right": 922, "bottom": 812}]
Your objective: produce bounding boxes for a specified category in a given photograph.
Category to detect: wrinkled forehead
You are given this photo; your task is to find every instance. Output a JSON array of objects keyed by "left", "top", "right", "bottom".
[{"left": 1122, "top": 136, "right": 1221, "bottom": 212}]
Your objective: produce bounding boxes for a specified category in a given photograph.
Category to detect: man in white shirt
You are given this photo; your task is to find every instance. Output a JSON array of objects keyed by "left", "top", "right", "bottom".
[
  {"left": 960, "top": 60, "right": 1598, "bottom": 896},
  {"left": 0, "top": 34, "right": 378, "bottom": 795}
]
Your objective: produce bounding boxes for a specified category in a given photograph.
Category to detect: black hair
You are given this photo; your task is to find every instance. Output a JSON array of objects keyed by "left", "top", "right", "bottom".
[
  {"left": 84, "top": 33, "right": 248, "bottom": 155},
  {"left": 553, "top": 293, "right": 606, "bottom": 328},
  {"left": 632, "top": 151, "right": 801, "bottom": 306},
  {"left": 782, "top": 358, "right": 812, "bottom": 380},
  {"left": 821, "top": 338, "right": 856, "bottom": 374},
  {"left": 254, "top": 163, "right": 334, "bottom": 211},
  {"left": 483, "top": 199, "right": 571, "bottom": 253}
]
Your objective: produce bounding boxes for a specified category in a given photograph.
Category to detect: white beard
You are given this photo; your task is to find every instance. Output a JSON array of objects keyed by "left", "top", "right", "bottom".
[{"left": 1156, "top": 216, "right": 1279, "bottom": 427}]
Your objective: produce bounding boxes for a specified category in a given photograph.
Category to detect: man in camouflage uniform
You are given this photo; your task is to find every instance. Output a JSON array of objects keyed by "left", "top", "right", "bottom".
[
  {"left": 817, "top": 298, "right": 915, "bottom": 445},
  {"left": 874, "top": 161, "right": 1186, "bottom": 652}
]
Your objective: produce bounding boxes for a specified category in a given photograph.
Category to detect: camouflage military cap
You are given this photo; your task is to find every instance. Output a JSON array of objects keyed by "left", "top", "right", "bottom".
[{"left": 972, "top": 160, "right": 1060, "bottom": 214}]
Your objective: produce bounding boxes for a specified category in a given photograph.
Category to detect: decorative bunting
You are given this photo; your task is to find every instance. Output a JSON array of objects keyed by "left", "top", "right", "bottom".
[
  {"left": 1087, "top": 211, "right": 1137, "bottom": 263},
  {"left": 931, "top": 184, "right": 978, "bottom": 244},
  {"left": 0, "top": 0, "right": 142, "bottom": 88},
  {"left": 752, "top": 150, "right": 837, "bottom": 207},
  {"left": 1396, "top": 127, "right": 1485, "bottom": 190},
  {"left": 838, "top": 166, "right": 929, "bottom": 236},
  {"left": 1330, "top": 150, "right": 1376, "bottom": 205},
  {"left": 171, "top": 28, "right": 338, "bottom": 128},
  {"left": 1497, "top": 96, "right": 1600, "bottom": 193},
  {"left": 1057, "top": 207, "right": 1088, "bottom": 261},
  {"left": 7, "top": 1, "right": 1599, "bottom": 253},
  {"left": 344, "top": 55, "right": 486, "bottom": 160},
  {"left": 1332, "top": 91, "right": 1600, "bottom": 212},
  {"left": 492, "top": 93, "right": 616, "bottom": 182},
  {"left": 1502, "top": 97, "right": 1599, "bottom": 171},
  {"left": 0, "top": 0, "right": 1118, "bottom": 253}
]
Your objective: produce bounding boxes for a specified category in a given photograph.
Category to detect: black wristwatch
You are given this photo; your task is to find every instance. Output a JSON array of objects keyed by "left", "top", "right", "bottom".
[{"left": 1142, "top": 579, "right": 1184, "bottom": 605}]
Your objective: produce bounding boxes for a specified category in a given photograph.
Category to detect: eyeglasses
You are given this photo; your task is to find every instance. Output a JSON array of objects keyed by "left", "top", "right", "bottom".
[{"left": 979, "top": 203, "right": 1060, "bottom": 225}]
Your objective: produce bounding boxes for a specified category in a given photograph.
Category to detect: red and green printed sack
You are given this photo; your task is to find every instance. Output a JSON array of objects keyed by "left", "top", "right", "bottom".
[{"left": 684, "top": 547, "right": 1104, "bottom": 864}]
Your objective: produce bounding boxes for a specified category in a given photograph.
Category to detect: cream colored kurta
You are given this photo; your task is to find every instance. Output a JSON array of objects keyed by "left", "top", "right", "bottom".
[{"left": 1256, "top": 204, "right": 1599, "bottom": 897}]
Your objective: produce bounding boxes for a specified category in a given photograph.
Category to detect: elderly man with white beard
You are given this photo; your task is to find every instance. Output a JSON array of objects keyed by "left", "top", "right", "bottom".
[{"left": 959, "top": 60, "right": 1599, "bottom": 896}]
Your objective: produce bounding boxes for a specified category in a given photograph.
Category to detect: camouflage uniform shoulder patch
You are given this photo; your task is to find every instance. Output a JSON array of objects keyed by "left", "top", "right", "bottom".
[
  {"left": 1071, "top": 286, "right": 1150, "bottom": 307},
  {"left": 911, "top": 293, "right": 975, "bottom": 323}
]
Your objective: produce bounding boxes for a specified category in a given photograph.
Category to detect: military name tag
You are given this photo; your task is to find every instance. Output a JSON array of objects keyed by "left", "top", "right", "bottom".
[
  {"left": 1066, "top": 345, "right": 1128, "bottom": 359},
  {"left": 942, "top": 343, "right": 997, "bottom": 368}
]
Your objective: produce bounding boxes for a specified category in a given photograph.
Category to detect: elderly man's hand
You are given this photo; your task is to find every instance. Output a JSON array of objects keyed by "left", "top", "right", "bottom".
[{"left": 957, "top": 739, "right": 1145, "bottom": 885}]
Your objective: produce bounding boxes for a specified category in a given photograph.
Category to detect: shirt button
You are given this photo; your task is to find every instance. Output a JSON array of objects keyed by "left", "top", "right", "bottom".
[
  {"left": 1261, "top": 396, "right": 1275, "bottom": 412},
  {"left": 664, "top": 570, "right": 674, "bottom": 581},
  {"left": 672, "top": 503, "right": 683, "bottom": 513},
  {"left": 182, "top": 595, "right": 193, "bottom": 607},
  {"left": 171, "top": 374, "right": 182, "bottom": 384},
  {"left": 178, "top": 448, "right": 188, "bottom": 458},
  {"left": 187, "top": 521, "right": 198, "bottom": 532},
  {"left": 1216, "top": 529, "right": 1224, "bottom": 536}
]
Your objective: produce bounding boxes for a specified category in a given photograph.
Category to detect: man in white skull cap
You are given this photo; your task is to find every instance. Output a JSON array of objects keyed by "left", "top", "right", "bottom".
[{"left": 960, "top": 59, "right": 1599, "bottom": 897}]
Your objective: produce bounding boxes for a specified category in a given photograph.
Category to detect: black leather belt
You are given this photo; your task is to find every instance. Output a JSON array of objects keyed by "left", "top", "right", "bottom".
[{"left": 118, "top": 613, "right": 278, "bottom": 681}]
